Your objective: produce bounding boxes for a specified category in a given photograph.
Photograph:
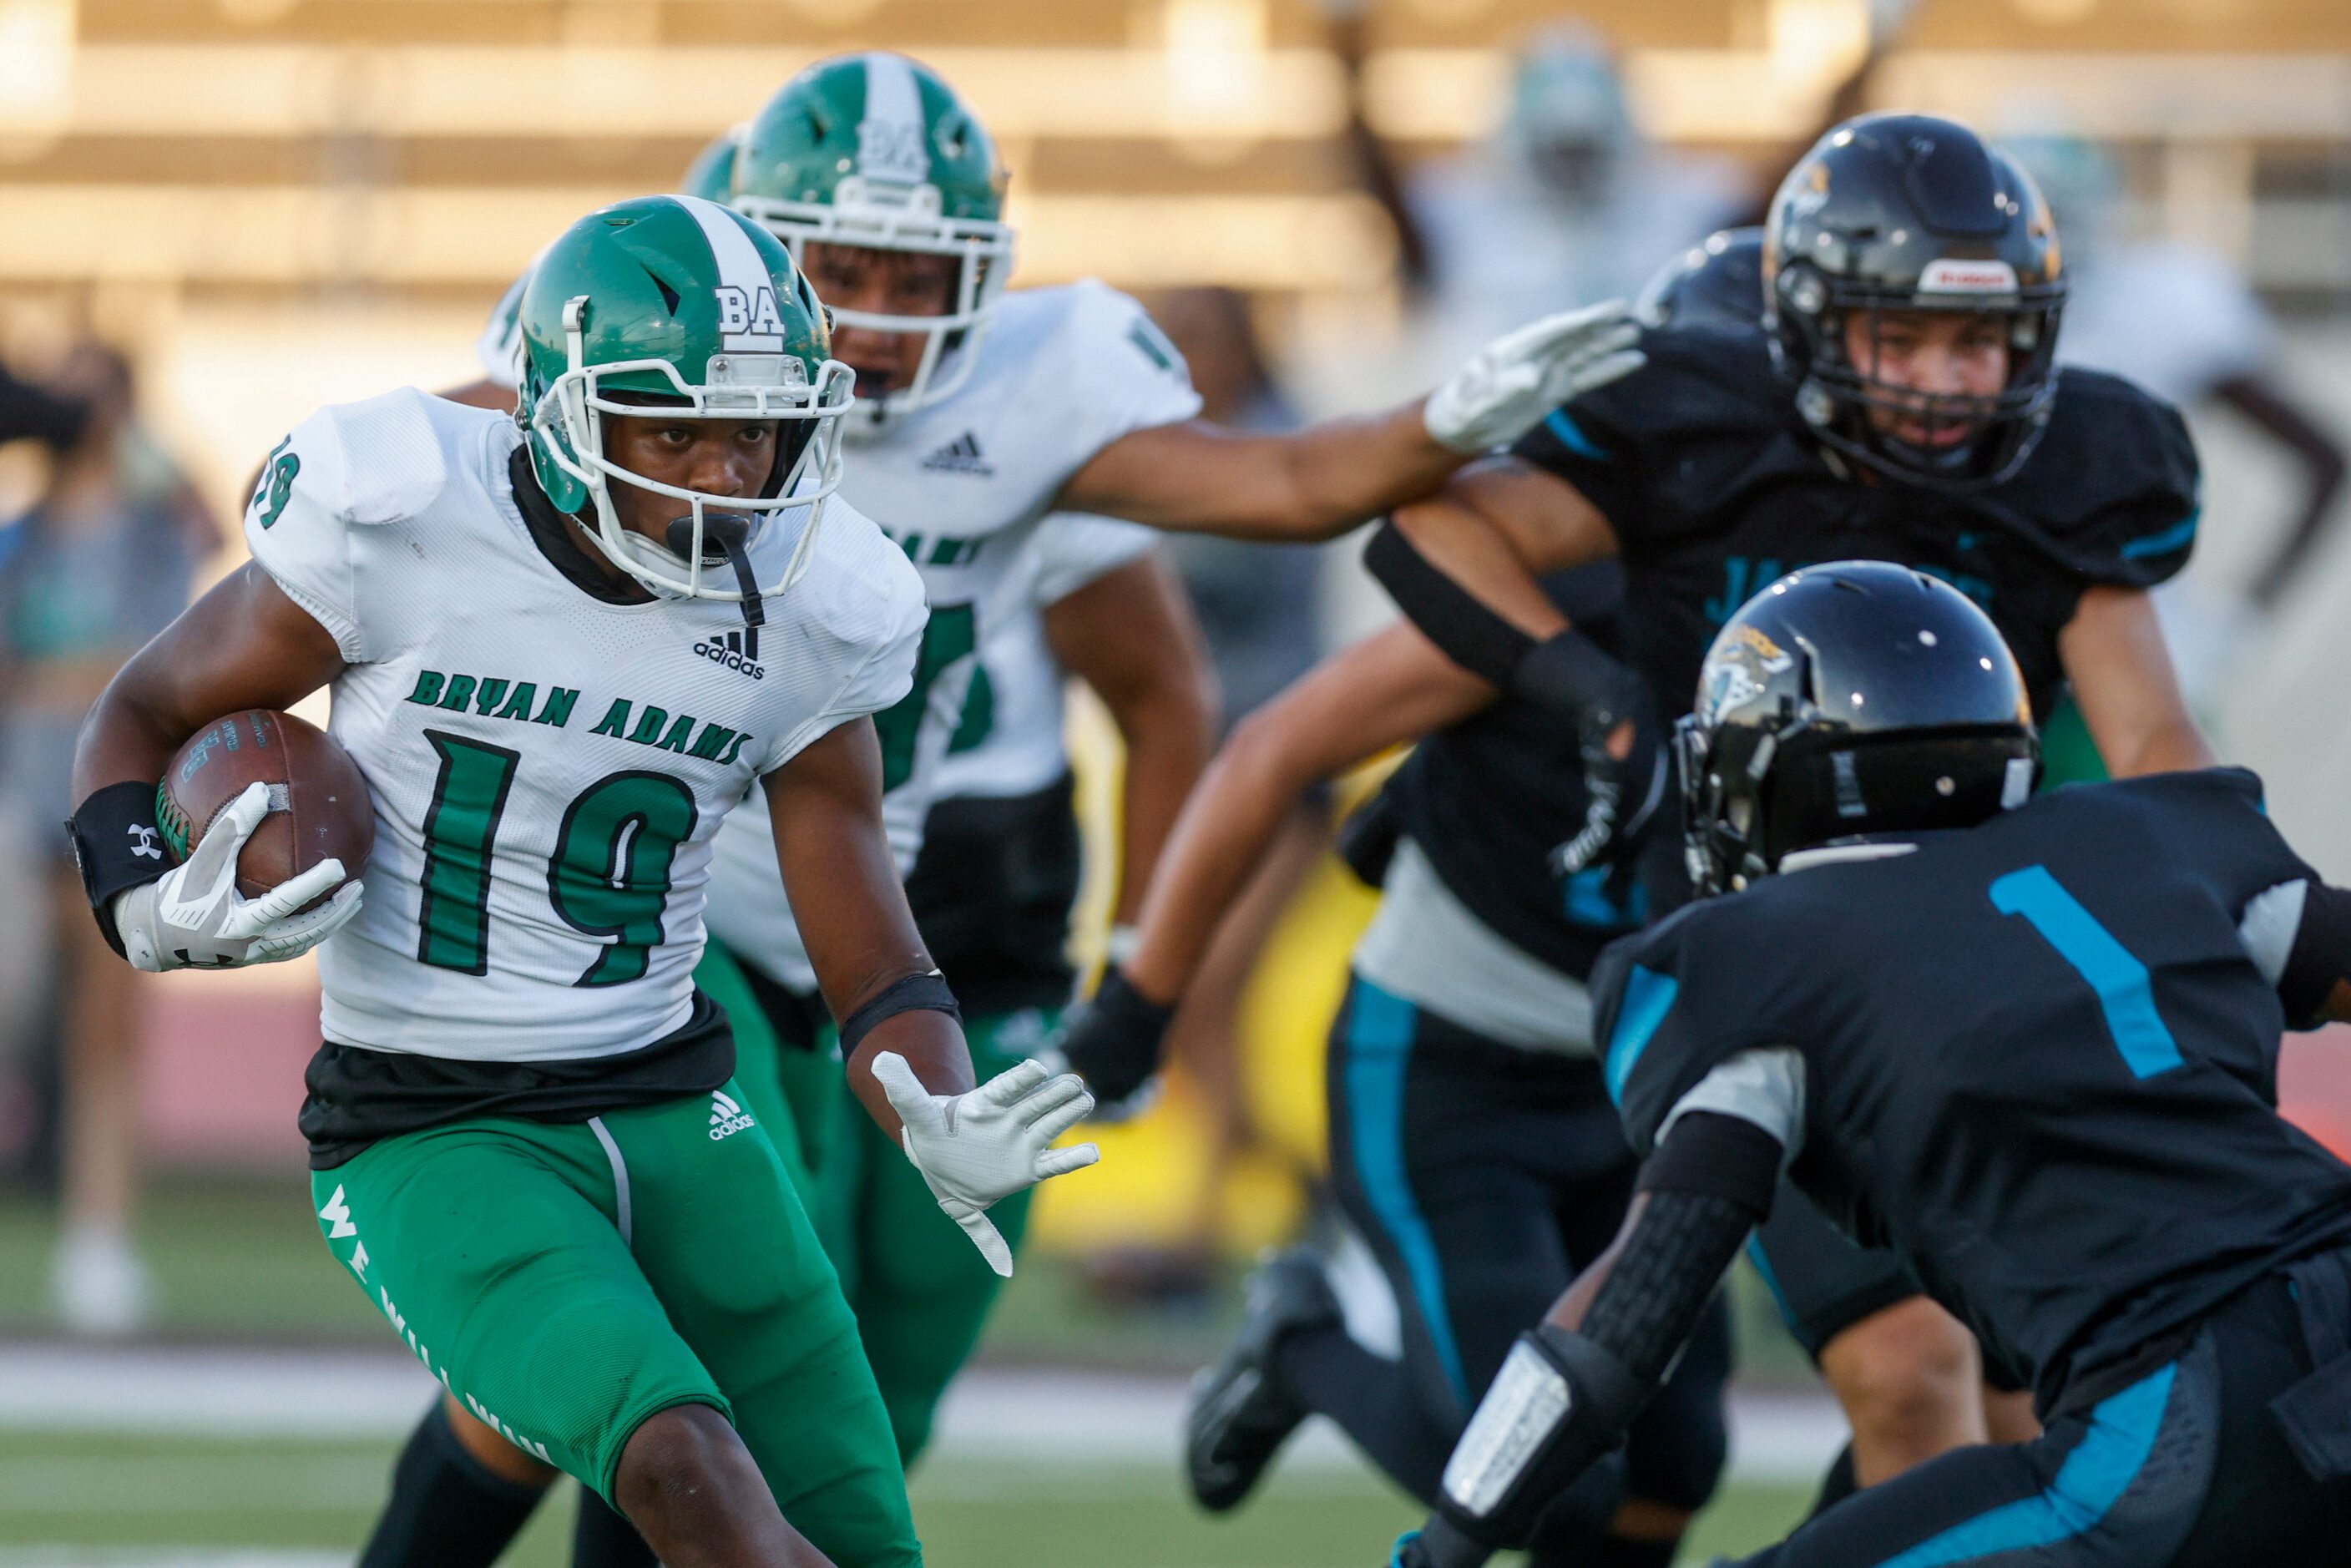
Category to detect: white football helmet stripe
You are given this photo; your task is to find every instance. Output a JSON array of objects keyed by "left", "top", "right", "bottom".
[
  {"left": 859, "top": 51, "right": 928, "bottom": 185},
  {"left": 675, "top": 195, "right": 786, "bottom": 352}
]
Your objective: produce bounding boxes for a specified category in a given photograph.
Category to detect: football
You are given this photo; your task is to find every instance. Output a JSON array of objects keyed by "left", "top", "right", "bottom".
[{"left": 158, "top": 710, "right": 374, "bottom": 907}]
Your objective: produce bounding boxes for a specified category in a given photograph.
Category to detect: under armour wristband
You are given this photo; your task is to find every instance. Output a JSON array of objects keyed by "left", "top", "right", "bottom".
[
  {"left": 67, "top": 781, "right": 172, "bottom": 960},
  {"left": 839, "top": 969, "right": 962, "bottom": 1056}
]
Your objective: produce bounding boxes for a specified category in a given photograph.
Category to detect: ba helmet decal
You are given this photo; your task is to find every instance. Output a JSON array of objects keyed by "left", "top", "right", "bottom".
[{"left": 713, "top": 284, "right": 786, "bottom": 345}]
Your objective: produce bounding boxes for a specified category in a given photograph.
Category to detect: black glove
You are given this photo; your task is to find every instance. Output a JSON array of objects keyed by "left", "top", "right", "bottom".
[
  {"left": 1056, "top": 967, "right": 1177, "bottom": 1115},
  {"left": 1516, "top": 631, "right": 1664, "bottom": 878},
  {"left": 1335, "top": 784, "right": 1403, "bottom": 888}
]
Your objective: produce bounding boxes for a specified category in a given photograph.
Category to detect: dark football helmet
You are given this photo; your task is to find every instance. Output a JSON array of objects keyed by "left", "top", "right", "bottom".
[
  {"left": 1635, "top": 226, "right": 1765, "bottom": 331},
  {"left": 1679, "top": 561, "right": 2040, "bottom": 895},
  {"left": 1764, "top": 114, "right": 2066, "bottom": 491}
]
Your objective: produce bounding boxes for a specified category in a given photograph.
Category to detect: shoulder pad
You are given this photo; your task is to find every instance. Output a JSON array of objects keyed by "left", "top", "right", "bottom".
[
  {"left": 1039, "top": 279, "right": 1191, "bottom": 387},
  {"left": 788, "top": 497, "right": 929, "bottom": 655},
  {"left": 299, "top": 387, "right": 473, "bottom": 528},
  {"left": 1995, "top": 370, "right": 2201, "bottom": 584}
]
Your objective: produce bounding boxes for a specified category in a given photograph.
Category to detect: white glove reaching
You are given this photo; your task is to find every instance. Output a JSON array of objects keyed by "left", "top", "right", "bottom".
[
  {"left": 112, "top": 781, "right": 361, "bottom": 973},
  {"left": 1423, "top": 300, "right": 1647, "bottom": 455},
  {"left": 871, "top": 1052, "right": 1101, "bottom": 1277}
]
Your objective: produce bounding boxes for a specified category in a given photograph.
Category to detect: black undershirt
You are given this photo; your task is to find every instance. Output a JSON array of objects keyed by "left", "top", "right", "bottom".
[{"left": 299, "top": 450, "right": 731, "bottom": 1170}]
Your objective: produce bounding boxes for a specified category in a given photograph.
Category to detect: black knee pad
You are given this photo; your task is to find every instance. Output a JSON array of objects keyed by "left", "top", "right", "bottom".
[{"left": 1622, "top": 1291, "right": 1734, "bottom": 1513}]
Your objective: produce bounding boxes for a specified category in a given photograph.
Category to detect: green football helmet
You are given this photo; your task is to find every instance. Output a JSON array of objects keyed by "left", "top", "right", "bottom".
[
  {"left": 732, "top": 51, "right": 1013, "bottom": 423},
  {"left": 518, "top": 194, "right": 854, "bottom": 601},
  {"left": 680, "top": 126, "right": 746, "bottom": 204}
]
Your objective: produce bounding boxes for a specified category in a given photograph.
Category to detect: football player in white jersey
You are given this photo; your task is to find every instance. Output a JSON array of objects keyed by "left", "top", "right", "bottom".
[
  {"left": 378, "top": 49, "right": 1651, "bottom": 1565},
  {"left": 65, "top": 195, "right": 1101, "bottom": 1568},
  {"left": 712, "top": 43, "right": 1650, "bottom": 1472}
]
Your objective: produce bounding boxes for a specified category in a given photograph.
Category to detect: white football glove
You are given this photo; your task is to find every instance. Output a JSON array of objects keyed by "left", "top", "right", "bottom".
[
  {"left": 871, "top": 1052, "right": 1101, "bottom": 1277},
  {"left": 112, "top": 781, "right": 361, "bottom": 973},
  {"left": 1423, "top": 300, "right": 1647, "bottom": 455}
]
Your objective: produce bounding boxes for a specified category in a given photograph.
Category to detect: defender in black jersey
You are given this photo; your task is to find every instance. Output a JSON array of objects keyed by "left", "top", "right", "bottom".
[
  {"left": 1371, "top": 112, "right": 2213, "bottom": 1490},
  {"left": 1059, "top": 567, "right": 1729, "bottom": 1568},
  {"left": 1395, "top": 562, "right": 2351, "bottom": 1568}
]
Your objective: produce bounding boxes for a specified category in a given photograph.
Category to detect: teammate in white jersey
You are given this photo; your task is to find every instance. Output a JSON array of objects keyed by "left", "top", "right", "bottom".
[
  {"left": 66, "top": 195, "right": 1100, "bottom": 1568},
  {"left": 712, "top": 46, "right": 1648, "bottom": 1468}
]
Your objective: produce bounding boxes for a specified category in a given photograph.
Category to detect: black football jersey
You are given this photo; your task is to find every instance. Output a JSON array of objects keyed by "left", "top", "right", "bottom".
[
  {"left": 1386, "top": 562, "right": 1647, "bottom": 979},
  {"left": 1592, "top": 770, "right": 2351, "bottom": 1413},
  {"left": 1512, "top": 323, "right": 2201, "bottom": 724}
]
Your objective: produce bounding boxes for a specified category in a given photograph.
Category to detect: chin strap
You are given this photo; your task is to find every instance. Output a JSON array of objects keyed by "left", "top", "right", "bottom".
[{"left": 665, "top": 512, "right": 767, "bottom": 645}]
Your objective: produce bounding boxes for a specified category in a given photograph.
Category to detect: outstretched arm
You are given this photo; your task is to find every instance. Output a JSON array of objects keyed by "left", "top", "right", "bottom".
[
  {"left": 1058, "top": 306, "right": 1644, "bottom": 542},
  {"left": 1130, "top": 622, "right": 1495, "bottom": 998},
  {"left": 1059, "top": 406, "right": 1466, "bottom": 544},
  {"left": 1057, "top": 623, "right": 1494, "bottom": 1107},
  {"left": 1378, "top": 458, "right": 1617, "bottom": 646}
]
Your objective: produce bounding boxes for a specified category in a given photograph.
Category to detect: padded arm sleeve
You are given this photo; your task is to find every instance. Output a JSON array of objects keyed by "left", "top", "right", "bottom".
[{"left": 1418, "top": 1115, "right": 1775, "bottom": 1568}]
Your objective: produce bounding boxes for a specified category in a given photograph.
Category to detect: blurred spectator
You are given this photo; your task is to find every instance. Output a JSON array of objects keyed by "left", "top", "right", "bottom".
[
  {"left": 2009, "top": 134, "right": 2348, "bottom": 690},
  {"left": 0, "top": 341, "right": 221, "bottom": 1335},
  {"left": 1089, "top": 290, "right": 1326, "bottom": 1302},
  {"left": 0, "top": 359, "right": 89, "bottom": 452},
  {"left": 1362, "top": 25, "right": 1747, "bottom": 354}
]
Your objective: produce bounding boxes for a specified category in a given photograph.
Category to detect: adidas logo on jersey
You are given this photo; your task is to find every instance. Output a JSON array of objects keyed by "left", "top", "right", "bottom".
[
  {"left": 920, "top": 432, "right": 995, "bottom": 477},
  {"left": 693, "top": 629, "right": 766, "bottom": 680},
  {"left": 709, "top": 1090, "right": 755, "bottom": 1141}
]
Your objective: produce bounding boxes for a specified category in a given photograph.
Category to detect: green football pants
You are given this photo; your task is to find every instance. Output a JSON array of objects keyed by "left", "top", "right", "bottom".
[
  {"left": 311, "top": 1086, "right": 920, "bottom": 1567},
  {"left": 816, "top": 1006, "right": 1059, "bottom": 1466}
]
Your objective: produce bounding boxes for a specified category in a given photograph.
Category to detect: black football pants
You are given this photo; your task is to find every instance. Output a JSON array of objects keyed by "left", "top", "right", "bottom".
[{"left": 1275, "top": 973, "right": 1732, "bottom": 1559}]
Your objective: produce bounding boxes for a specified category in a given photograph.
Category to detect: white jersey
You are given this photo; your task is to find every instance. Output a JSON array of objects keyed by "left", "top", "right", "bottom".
[
  {"left": 703, "top": 281, "right": 1194, "bottom": 989},
  {"left": 705, "top": 509, "right": 1152, "bottom": 992},
  {"left": 245, "top": 388, "right": 925, "bottom": 1063}
]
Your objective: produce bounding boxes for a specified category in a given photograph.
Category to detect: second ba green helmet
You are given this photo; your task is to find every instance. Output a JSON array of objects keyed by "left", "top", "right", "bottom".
[
  {"left": 518, "top": 194, "right": 855, "bottom": 601},
  {"left": 732, "top": 52, "right": 1014, "bottom": 422}
]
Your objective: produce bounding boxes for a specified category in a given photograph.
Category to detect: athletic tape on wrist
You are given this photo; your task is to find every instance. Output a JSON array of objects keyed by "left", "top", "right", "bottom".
[
  {"left": 839, "top": 969, "right": 961, "bottom": 1056},
  {"left": 67, "top": 780, "right": 170, "bottom": 961}
]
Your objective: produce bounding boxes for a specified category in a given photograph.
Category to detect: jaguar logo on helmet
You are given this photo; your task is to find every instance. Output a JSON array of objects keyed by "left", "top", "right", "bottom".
[{"left": 1679, "top": 562, "right": 2040, "bottom": 897}]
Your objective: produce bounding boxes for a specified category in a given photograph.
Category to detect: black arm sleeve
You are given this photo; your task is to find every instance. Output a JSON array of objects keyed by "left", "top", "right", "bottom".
[
  {"left": 2281, "top": 881, "right": 2351, "bottom": 1030},
  {"left": 1568, "top": 1113, "right": 1780, "bottom": 1391},
  {"left": 1363, "top": 518, "right": 1637, "bottom": 725},
  {"left": 1363, "top": 518, "right": 1535, "bottom": 688}
]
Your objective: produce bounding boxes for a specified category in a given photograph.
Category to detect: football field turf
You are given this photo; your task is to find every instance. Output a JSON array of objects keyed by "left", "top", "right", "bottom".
[{"left": 0, "top": 1428, "right": 1813, "bottom": 1565}]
